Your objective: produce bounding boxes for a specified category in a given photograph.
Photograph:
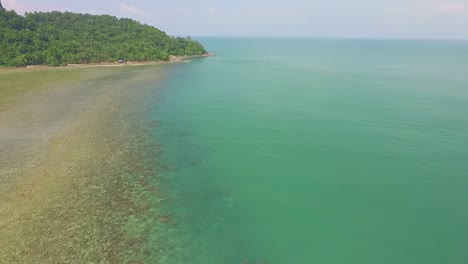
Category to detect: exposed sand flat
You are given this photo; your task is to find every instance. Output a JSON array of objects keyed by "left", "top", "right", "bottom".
[{"left": 0, "top": 66, "right": 167, "bottom": 263}]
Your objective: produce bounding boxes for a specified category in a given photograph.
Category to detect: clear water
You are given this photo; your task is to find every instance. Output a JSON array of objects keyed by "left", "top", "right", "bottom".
[{"left": 146, "top": 39, "right": 468, "bottom": 263}]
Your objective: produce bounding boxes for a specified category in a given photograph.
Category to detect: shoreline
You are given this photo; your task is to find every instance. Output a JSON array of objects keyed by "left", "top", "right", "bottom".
[{"left": 0, "top": 53, "right": 215, "bottom": 72}]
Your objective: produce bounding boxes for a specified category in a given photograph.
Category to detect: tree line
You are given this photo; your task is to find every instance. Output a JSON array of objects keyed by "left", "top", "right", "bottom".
[{"left": 0, "top": 8, "right": 207, "bottom": 67}]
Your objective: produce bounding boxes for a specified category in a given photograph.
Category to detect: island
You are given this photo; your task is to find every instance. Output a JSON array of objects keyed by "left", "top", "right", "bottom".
[{"left": 0, "top": 1, "right": 208, "bottom": 67}]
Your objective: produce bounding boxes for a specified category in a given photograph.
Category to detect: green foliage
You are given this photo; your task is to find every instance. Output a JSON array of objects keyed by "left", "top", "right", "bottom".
[{"left": 0, "top": 9, "right": 206, "bottom": 67}]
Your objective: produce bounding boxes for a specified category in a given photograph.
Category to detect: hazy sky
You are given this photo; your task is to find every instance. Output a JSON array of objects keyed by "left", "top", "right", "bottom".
[{"left": 3, "top": 0, "right": 468, "bottom": 39}]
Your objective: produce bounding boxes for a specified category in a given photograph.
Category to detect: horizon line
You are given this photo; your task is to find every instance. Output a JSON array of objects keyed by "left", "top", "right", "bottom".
[{"left": 3, "top": 7, "right": 466, "bottom": 41}]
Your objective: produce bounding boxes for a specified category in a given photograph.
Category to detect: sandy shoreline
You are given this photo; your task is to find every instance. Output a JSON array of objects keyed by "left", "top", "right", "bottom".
[
  {"left": 0, "top": 66, "right": 171, "bottom": 262},
  {"left": 0, "top": 53, "right": 215, "bottom": 72}
]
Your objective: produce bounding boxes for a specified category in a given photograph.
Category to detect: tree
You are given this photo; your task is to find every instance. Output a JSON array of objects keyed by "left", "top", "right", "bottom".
[{"left": 0, "top": 9, "right": 207, "bottom": 67}]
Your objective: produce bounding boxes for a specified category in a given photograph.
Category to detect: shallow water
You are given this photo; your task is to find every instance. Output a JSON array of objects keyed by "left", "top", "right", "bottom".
[
  {"left": 2, "top": 39, "right": 468, "bottom": 263},
  {"left": 0, "top": 66, "right": 168, "bottom": 195},
  {"left": 0, "top": 65, "right": 176, "bottom": 263},
  {"left": 145, "top": 39, "right": 468, "bottom": 263}
]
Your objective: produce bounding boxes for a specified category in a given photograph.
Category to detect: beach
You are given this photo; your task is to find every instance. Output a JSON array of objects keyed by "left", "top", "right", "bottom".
[
  {"left": 0, "top": 54, "right": 215, "bottom": 73},
  {"left": 0, "top": 65, "right": 169, "bottom": 263}
]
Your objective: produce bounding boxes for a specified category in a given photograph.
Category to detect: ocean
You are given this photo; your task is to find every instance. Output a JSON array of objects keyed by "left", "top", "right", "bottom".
[
  {"left": 2, "top": 38, "right": 467, "bottom": 263},
  {"left": 143, "top": 38, "right": 468, "bottom": 263}
]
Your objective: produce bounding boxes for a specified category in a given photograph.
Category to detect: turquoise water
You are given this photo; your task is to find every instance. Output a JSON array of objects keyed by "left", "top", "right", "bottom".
[{"left": 146, "top": 39, "right": 468, "bottom": 263}]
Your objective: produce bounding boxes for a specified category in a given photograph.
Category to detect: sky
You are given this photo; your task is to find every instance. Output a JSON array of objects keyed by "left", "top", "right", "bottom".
[{"left": 2, "top": 0, "right": 468, "bottom": 39}]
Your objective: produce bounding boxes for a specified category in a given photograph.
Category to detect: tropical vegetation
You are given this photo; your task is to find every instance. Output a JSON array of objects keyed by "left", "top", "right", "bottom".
[{"left": 0, "top": 3, "right": 206, "bottom": 67}]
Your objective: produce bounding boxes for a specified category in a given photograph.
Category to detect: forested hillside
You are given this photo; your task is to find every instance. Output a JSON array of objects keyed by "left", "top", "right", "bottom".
[{"left": 0, "top": 6, "right": 206, "bottom": 67}]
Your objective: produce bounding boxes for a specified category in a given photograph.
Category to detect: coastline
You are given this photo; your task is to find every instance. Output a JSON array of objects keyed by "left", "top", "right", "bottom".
[
  {"left": 0, "top": 66, "right": 172, "bottom": 262},
  {"left": 0, "top": 53, "right": 215, "bottom": 72}
]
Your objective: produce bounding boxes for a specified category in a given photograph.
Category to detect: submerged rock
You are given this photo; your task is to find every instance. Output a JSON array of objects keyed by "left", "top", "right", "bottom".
[{"left": 158, "top": 215, "right": 170, "bottom": 223}]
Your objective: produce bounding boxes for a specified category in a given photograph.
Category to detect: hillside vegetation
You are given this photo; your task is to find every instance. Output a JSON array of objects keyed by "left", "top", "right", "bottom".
[{"left": 0, "top": 7, "right": 206, "bottom": 67}]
